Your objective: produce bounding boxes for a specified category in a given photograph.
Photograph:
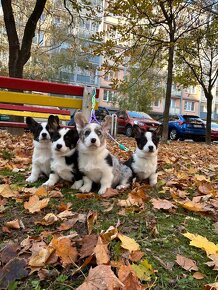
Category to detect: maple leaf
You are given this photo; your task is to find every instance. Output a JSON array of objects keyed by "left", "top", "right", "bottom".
[
  {"left": 29, "top": 246, "right": 55, "bottom": 267},
  {"left": 0, "top": 184, "right": 17, "bottom": 198},
  {"left": 57, "top": 216, "right": 79, "bottom": 231},
  {"left": 93, "top": 236, "right": 110, "bottom": 265},
  {"left": 24, "top": 195, "right": 50, "bottom": 213},
  {"left": 35, "top": 186, "right": 48, "bottom": 197},
  {"left": 204, "top": 282, "right": 218, "bottom": 290},
  {"left": 117, "top": 233, "right": 140, "bottom": 252},
  {"left": 51, "top": 236, "right": 78, "bottom": 267},
  {"left": 177, "top": 199, "right": 206, "bottom": 212},
  {"left": 57, "top": 210, "right": 74, "bottom": 219},
  {"left": 131, "top": 259, "right": 154, "bottom": 281},
  {"left": 118, "top": 264, "right": 142, "bottom": 290},
  {"left": 76, "top": 265, "right": 124, "bottom": 290},
  {"left": 175, "top": 254, "right": 198, "bottom": 271},
  {"left": 5, "top": 219, "right": 21, "bottom": 229},
  {"left": 151, "top": 198, "right": 177, "bottom": 210},
  {"left": 183, "top": 232, "right": 218, "bottom": 255}
]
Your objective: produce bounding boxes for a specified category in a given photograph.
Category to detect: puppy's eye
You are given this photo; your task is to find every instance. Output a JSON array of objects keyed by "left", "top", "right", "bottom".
[
  {"left": 85, "top": 130, "right": 91, "bottom": 136},
  {"left": 96, "top": 130, "right": 102, "bottom": 136}
]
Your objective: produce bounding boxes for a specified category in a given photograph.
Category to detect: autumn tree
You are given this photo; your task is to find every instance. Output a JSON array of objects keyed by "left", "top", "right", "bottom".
[
  {"left": 177, "top": 11, "right": 218, "bottom": 144},
  {"left": 92, "top": 0, "right": 213, "bottom": 142}
]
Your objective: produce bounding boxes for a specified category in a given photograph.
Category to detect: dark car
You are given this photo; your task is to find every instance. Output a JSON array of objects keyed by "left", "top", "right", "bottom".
[
  {"left": 67, "top": 106, "right": 110, "bottom": 126},
  {"left": 160, "top": 114, "right": 206, "bottom": 141},
  {"left": 115, "top": 110, "right": 160, "bottom": 137}
]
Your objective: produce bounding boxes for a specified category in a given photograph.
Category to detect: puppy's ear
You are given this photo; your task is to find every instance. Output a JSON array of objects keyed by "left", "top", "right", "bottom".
[
  {"left": 133, "top": 126, "right": 142, "bottom": 139},
  {"left": 26, "top": 117, "right": 39, "bottom": 133},
  {"left": 47, "top": 115, "right": 60, "bottom": 133},
  {"left": 74, "top": 112, "right": 88, "bottom": 133},
  {"left": 102, "top": 115, "right": 112, "bottom": 132}
]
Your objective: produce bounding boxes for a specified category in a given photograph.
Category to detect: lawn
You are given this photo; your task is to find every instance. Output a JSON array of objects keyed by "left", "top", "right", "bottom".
[{"left": 0, "top": 130, "right": 218, "bottom": 290}]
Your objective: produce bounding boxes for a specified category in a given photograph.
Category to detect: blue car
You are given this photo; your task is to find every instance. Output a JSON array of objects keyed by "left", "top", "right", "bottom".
[{"left": 167, "top": 114, "right": 206, "bottom": 141}]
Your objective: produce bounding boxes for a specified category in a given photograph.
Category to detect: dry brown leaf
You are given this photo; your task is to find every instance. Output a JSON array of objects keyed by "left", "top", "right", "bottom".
[
  {"left": 101, "top": 188, "right": 119, "bottom": 198},
  {"left": 87, "top": 211, "right": 97, "bottom": 235},
  {"left": 118, "top": 264, "right": 142, "bottom": 290},
  {"left": 206, "top": 255, "right": 218, "bottom": 270},
  {"left": 35, "top": 213, "right": 58, "bottom": 226},
  {"left": 51, "top": 236, "right": 78, "bottom": 267},
  {"left": 204, "top": 282, "right": 218, "bottom": 290},
  {"left": 79, "top": 235, "right": 98, "bottom": 259},
  {"left": 29, "top": 246, "right": 54, "bottom": 267},
  {"left": 192, "top": 271, "right": 205, "bottom": 279},
  {"left": 93, "top": 236, "right": 110, "bottom": 265},
  {"left": 57, "top": 210, "right": 74, "bottom": 219},
  {"left": 75, "top": 193, "right": 97, "bottom": 199},
  {"left": 35, "top": 187, "right": 48, "bottom": 197},
  {"left": 49, "top": 190, "right": 63, "bottom": 198},
  {"left": 24, "top": 195, "right": 50, "bottom": 213},
  {"left": 129, "top": 250, "right": 145, "bottom": 262},
  {"left": 5, "top": 219, "right": 21, "bottom": 229},
  {"left": 0, "top": 184, "right": 17, "bottom": 198},
  {"left": 151, "top": 198, "right": 177, "bottom": 210},
  {"left": 76, "top": 265, "right": 124, "bottom": 290},
  {"left": 175, "top": 254, "right": 198, "bottom": 271},
  {"left": 57, "top": 216, "right": 79, "bottom": 231}
]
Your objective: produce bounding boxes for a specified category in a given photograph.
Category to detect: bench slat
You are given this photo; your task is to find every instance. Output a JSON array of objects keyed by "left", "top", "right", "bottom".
[
  {"left": 0, "top": 103, "right": 70, "bottom": 115},
  {"left": 0, "top": 121, "right": 75, "bottom": 129},
  {"left": 0, "top": 91, "right": 83, "bottom": 109},
  {"left": 0, "top": 109, "right": 70, "bottom": 120}
]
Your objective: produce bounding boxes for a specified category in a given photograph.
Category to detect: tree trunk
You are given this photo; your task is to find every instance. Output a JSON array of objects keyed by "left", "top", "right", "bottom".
[
  {"left": 205, "top": 90, "right": 213, "bottom": 144},
  {"left": 161, "top": 45, "right": 174, "bottom": 143},
  {"left": 1, "top": 0, "right": 47, "bottom": 135}
]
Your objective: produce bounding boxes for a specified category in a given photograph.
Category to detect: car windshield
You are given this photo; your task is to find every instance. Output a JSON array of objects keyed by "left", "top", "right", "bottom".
[
  {"left": 128, "top": 111, "right": 152, "bottom": 119},
  {"left": 211, "top": 122, "right": 218, "bottom": 128}
]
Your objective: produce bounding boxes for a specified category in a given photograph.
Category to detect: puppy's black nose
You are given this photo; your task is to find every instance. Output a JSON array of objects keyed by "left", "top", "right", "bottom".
[
  {"left": 148, "top": 145, "right": 154, "bottom": 152},
  {"left": 56, "top": 144, "right": 62, "bottom": 150},
  {"left": 42, "top": 133, "right": 47, "bottom": 138},
  {"left": 91, "top": 138, "right": 96, "bottom": 144}
]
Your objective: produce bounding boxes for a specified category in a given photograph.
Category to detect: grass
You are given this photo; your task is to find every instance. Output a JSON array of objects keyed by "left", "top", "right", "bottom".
[{"left": 0, "top": 139, "right": 218, "bottom": 290}]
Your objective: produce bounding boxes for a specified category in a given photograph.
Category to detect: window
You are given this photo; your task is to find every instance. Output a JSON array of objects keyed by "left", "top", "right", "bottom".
[
  {"left": 103, "top": 90, "right": 115, "bottom": 102},
  {"left": 171, "top": 99, "right": 176, "bottom": 108},
  {"left": 104, "top": 71, "right": 114, "bottom": 81},
  {"left": 184, "top": 101, "right": 195, "bottom": 111},
  {"left": 153, "top": 100, "right": 160, "bottom": 107}
]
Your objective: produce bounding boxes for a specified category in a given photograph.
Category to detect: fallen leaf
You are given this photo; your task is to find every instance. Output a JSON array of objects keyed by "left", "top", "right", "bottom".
[
  {"left": 0, "top": 258, "right": 28, "bottom": 288},
  {"left": 76, "top": 265, "right": 124, "bottom": 290},
  {"left": 192, "top": 271, "right": 205, "bottom": 279},
  {"left": 118, "top": 264, "right": 142, "bottom": 290},
  {"left": 183, "top": 232, "right": 218, "bottom": 255},
  {"left": 117, "top": 233, "right": 140, "bottom": 252},
  {"left": 4, "top": 219, "right": 21, "bottom": 229},
  {"left": 29, "top": 246, "right": 54, "bottom": 267},
  {"left": 151, "top": 198, "right": 177, "bottom": 210},
  {"left": 35, "top": 187, "right": 48, "bottom": 197},
  {"left": 175, "top": 254, "right": 198, "bottom": 271},
  {"left": 49, "top": 190, "right": 63, "bottom": 198},
  {"left": 101, "top": 188, "right": 119, "bottom": 198},
  {"left": 0, "top": 184, "right": 17, "bottom": 198},
  {"left": 198, "top": 181, "right": 217, "bottom": 196},
  {"left": 129, "top": 250, "right": 145, "bottom": 262},
  {"left": 51, "top": 236, "right": 78, "bottom": 267},
  {"left": 0, "top": 243, "right": 19, "bottom": 264},
  {"left": 206, "top": 254, "right": 218, "bottom": 270},
  {"left": 87, "top": 211, "right": 97, "bottom": 235},
  {"left": 24, "top": 195, "right": 50, "bottom": 213},
  {"left": 204, "top": 282, "right": 218, "bottom": 290},
  {"left": 57, "top": 210, "right": 74, "bottom": 219},
  {"left": 131, "top": 259, "right": 154, "bottom": 281},
  {"left": 35, "top": 213, "right": 58, "bottom": 226},
  {"left": 93, "top": 236, "right": 110, "bottom": 265},
  {"left": 79, "top": 235, "right": 98, "bottom": 259},
  {"left": 57, "top": 216, "right": 79, "bottom": 231}
]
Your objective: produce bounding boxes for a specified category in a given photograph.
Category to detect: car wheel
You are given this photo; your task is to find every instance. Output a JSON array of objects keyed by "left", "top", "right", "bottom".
[
  {"left": 125, "top": 125, "right": 133, "bottom": 137},
  {"left": 169, "top": 129, "right": 178, "bottom": 140}
]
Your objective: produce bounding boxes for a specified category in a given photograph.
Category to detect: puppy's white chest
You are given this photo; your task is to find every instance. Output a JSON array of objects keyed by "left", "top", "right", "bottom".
[
  {"left": 79, "top": 154, "right": 104, "bottom": 182},
  {"left": 51, "top": 157, "right": 73, "bottom": 181},
  {"left": 133, "top": 155, "right": 157, "bottom": 180}
]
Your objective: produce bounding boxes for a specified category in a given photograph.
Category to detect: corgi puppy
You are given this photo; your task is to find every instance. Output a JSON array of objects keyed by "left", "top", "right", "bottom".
[
  {"left": 26, "top": 115, "right": 59, "bottom": 183},
  {"left": 124, "top": 128, "right": 159, "bottom": 186},
  {"left": 74, "top": 112, "right": 132, "bottom": 194},
  {"left": 43, "top": 127, "right": 83, "bottom": 187}
]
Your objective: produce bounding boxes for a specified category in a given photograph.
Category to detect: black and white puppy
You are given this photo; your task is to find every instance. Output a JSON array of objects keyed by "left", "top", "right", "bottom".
[
  {"left": 26, "top": 115, "right": 59, "bottom": 183},
  {"left": 74, "top": 112, "right": 132, "bottom": 194},
  {"left": 43, "top": 126, "right": 83, "bottom": 187},
  {"left": 124, "top": 128, "right": 159, "bottom": 186}
]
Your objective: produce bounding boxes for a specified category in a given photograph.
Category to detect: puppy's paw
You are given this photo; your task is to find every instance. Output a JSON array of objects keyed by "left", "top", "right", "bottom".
[
  {"left": 71, "top": 180, "right": 83, "bottom": 190},
  {"left": 98, "top": 187, "right": 107, "bottom": 195},
  {"left": 42, "top": 180, "right": 55, "bottom": 187},
  {"left": 26, "top": 176, "right": 37, "bottom": 183},
  {"left": 80, "top": 184, "right": 92, "bottom": 193},
  {"left": 116, "top": 184, "right": 129, "bottom": 190}
]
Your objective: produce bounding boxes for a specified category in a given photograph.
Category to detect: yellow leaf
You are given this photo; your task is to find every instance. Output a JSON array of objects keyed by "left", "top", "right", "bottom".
[
  {"left": 24, "top": 195, "right": 50, "bottom": 213},
  {"left": 117, "top": 233, "right": 140, "bottom": 252},
  {"left": 177, "top": 200, "right": 206, "bottom": 212},
  {"left": 183, "top": 232, "right": 218, "bottom": 255},
  {"left": 0, "top": 184, "right": 17, "bottom": 198},
  {"left": 131, "top": 259, "right": 154, "bottom": 281}
]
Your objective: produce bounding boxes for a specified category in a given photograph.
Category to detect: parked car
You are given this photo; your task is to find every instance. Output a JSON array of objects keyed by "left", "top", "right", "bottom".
[
  {"left": 158, "top": 114, "right": 206, "bottom": 141},
  {"left": 115, "top": 110, "right": 160, "bottom": 137},
  {"left": 67, "top": 106, "right": 110, "bottom": 126},
  {"left": 202, "top": 121, "right": 218, "bottom": 141}
]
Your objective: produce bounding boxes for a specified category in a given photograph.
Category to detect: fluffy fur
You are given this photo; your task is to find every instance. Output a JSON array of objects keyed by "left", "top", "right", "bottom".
[
  {"left": 124, "top": 128, "right": 159, "bottom": 186},
  {"left": 26, "top": 115, "right": 59, "bottom": 183},
  {"left": 74, "top": 112, "right": 132, "bottom": 194},
  {"left": 43, "top": 127, "right": 83, "bottom": 187}
]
